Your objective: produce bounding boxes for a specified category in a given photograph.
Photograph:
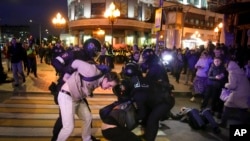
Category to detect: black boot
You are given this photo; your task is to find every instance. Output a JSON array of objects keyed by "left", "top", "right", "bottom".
[{"left": 91, "top": 136, "right": 100, "bottom": 141}]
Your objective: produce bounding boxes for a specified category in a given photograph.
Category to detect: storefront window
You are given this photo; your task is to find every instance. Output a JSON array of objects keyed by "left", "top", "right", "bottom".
[{"left": 195, "top": 19, "right": 199, "bottom": 25}]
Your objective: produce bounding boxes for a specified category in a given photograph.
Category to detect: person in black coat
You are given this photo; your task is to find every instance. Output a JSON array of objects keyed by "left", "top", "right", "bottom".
[
  {"left": 122, "top": 55, "right": 175, "bottom": 141},
  {"left": 201, "top": 57, "right": 227, "bottom": 118},
  {"left": 7, "top": 37, "right": 26, "bottom": 86}
]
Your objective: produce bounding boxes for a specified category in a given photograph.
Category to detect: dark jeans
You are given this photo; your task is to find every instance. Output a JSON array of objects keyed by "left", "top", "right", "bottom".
[
  {"left": 201, "top": 84, "right": 224, "bottom": 113},
  {"left": 144, "top": 102, "right": 172, "bottom": 141},
  {"left": 27, "top": 57, "right": 37, "bottom": 76},
  {"left": 102, "top": 127, "right": 141, "bottom": 141}
]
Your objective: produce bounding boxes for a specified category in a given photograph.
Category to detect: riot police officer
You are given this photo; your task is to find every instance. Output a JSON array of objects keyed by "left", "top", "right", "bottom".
[
  {"left": 121, "top": 60, "right": 175, "bottom": 141},
  {"left": 50, "top": 38, "right": 101, "bottom": 141}
]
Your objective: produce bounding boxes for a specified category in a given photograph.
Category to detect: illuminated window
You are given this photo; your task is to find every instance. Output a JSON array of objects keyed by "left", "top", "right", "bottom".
[
  {"left": 195, "top": 19, "right": 199, "bottom": 25},
  {"left": 190, "top": 19, "right": 194, "bottom": 24}
]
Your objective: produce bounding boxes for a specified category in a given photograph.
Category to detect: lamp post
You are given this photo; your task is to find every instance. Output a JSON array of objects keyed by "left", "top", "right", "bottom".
[
  {"left": 52, "top": 13, "right": 66, "bottom": 44},
  {"left": 52, "top": 13, "right": 66, "bottom": 29},
  {"left": 214, "top": 22, "right": 223, "bottom": 43},
  {"left": 29, "top": 20, "right": 42, "bottom": 45},
  {"left": 104, "top": 2, "right": 120, "bottom": 47}
]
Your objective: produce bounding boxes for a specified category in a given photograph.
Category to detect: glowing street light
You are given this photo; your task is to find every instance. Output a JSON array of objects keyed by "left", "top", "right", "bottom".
[
  {"left": 52, "top": 13, "right": 66, "bottom": 28},
  {"left": 104, "top": 2, "right": 120, "bottom": 47}
]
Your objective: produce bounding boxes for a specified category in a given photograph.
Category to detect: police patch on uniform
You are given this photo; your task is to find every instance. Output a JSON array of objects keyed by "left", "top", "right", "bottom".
[{"left": 62, "top": 53, "right": 69, "bottom": 58}]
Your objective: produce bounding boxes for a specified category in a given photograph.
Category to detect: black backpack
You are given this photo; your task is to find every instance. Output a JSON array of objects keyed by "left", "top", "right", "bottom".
[{"left": 99, "top": 100, "right": 138, "bottom": 130}]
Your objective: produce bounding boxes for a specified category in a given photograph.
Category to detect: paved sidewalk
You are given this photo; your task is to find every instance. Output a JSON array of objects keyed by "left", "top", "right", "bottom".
[{"left": 0, "top": 58, "right": 191, "bottom": 93}]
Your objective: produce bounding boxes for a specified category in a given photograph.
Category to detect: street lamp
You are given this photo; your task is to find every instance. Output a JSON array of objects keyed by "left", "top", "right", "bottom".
[
  {"left": 52, "top": 13, "right": 66, "bottom": 43},
  {"left": 52, "top": 13, "right": 66, "bottom": 29},
  {"left": 29, "top": 19, "right": 42, "bottom": 45},
  {"left": 104, "top": 2, "right": 120, "bottom": 47},
  {"left": 214, "top": 22, "right": 223, "bottom": 43},
  {"left": 52, "top": 13, "right": 66, "bottom": 42}
]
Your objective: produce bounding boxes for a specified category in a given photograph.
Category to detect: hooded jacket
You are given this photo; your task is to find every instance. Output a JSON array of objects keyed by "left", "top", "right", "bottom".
[{"left": 224, "top": 61, "right": 250, "bottom": 109}]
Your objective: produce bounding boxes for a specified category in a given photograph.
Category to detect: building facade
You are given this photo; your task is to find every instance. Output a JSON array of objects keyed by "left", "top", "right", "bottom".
[{"left": 66, "top": 0, "right": 224, "bottom": 49}]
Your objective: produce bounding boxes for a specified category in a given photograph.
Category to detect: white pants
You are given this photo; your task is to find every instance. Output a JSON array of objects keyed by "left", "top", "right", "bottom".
[{"left": 56, "top": 92, "right": 92, "bottom": 141}]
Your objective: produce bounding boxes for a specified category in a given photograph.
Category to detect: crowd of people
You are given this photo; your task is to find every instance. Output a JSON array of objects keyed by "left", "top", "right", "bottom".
[
  {"left": 166, "top": 41, "right": 250, "bottom": 129},
  {"left": 2, "top": 35, "right": 250, "bottom": 140}
]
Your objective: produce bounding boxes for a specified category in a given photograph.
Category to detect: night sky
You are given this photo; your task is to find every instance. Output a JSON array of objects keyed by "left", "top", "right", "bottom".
[{"left": 0, "top": 0, "right": 68, "bottom": 36}]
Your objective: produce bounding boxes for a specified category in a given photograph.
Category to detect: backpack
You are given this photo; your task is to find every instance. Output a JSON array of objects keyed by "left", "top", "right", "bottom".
[
  {"left": 179, "top": 108, "right": 206, "bottom": 130},
  {"left": 99, "top": 100, "right": 138, "bottom": 130},
  {"left": 186, "top": 108, "right": 206, "bottom": 130}
]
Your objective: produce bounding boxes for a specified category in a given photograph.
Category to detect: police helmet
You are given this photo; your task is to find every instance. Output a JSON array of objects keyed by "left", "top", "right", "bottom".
[
  {"left": 83, "top": 38, "right": 101, "bottom": 57},
  {"left": 124, "top": 62, "right": 138, "bottom": 77},
  {"left": 112, "top": 80, "right": 131, "bottom": 102},
  {"left": 142, "top": 47, "right": 154, "bottom": 61}
]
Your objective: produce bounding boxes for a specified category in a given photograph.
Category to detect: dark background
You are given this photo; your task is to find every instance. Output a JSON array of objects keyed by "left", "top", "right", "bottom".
[{"left": 0, "top": 0, "right": 68, "bottom": 36}]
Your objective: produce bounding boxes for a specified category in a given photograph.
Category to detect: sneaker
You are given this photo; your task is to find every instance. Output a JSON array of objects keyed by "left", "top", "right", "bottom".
[{"left": 190, "top": 96, "right": 195, "bottom": 102}]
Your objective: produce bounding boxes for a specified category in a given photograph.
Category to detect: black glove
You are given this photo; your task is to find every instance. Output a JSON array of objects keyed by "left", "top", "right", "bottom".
[
  {"left": 140, "top": 63, "right": 148, "bottom": 73},
  {"left": 64, "top": 66, "right": 76, "bottom": 74},
  {"left": 96, "top": 64, "right": 110, "bottom": 74}
]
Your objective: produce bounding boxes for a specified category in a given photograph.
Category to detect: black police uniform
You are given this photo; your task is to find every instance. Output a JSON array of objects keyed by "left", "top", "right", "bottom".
[
  {"left": 135, "top": 49, "right": 175, "bottom": 141},
  {"left": 118, "top": 57, "right": 175, "bottom": 141}
]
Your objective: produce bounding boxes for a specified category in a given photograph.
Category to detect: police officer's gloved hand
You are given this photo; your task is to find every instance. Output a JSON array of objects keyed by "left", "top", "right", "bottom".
[
  {"left": 64, "top": 66, "right": 76, "bottom": 74},
  {"left": 140, "top": 63, "right": 148, "bottom": 73},
  {"left": 96, "top": 64, "right": 110, "bottom": 74}
]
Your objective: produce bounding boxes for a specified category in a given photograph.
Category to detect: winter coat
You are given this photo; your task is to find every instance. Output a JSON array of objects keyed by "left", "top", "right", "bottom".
[
  {"left": 186, "top": 52, "right": 199, "bottom": 70},
  {"left": 195, "top": 57, "right": 212, "bottom": 77},
  {"left": 207, "top": 63, "right": 227, "bottom": 87},
  {"left": 224, "top": 61, "right": 250, "bottom": 109}
]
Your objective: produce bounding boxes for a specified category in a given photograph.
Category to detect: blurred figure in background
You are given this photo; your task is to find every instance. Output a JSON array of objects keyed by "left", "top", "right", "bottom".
[
  {"left": 38, "top": 43, "right": 46, "bottom": 63},
  {"left": 26, "top": 40, "right": 37, "bottom": 77},
  {"left": 99, "top": 43, "right": 107, "bottom": 65},
  {"left": 105, "top": 45, "right": 114, "bottom": 69},
  {"left": 45, "top": 43, "right": 53, "bottom": 65},
  {"left": 184, "top": 49, "right": 199, "bottom": 85},
  {"left": 52, "top": 41, "right": 65, "bottom": 75},
  {"left": 172, "top": 48, "right": 184, "bottom": 83},
  {"left": 7, "top": 37, "right": 26, "bottom": 87}
]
